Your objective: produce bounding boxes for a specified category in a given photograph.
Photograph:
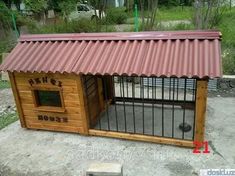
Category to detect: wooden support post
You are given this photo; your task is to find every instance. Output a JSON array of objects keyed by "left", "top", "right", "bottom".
[
  {"left": 8, "top": 72, "right": 26, "bottom": 128},
  {"left": 194, "top": 80, "right": 208, "bottom": 143},
  {"left": 77, "top": 75, "right": 89, "bottom": 135}
]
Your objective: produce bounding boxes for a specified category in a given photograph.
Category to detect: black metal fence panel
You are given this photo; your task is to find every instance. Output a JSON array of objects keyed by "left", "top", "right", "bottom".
[{"left": 85, "top": 75, "right": 197, "bottom": 141}]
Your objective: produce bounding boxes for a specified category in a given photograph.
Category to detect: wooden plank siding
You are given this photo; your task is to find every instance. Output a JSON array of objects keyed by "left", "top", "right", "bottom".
[
  {"left": 89, "top": 129, "right": 194, "bottom": 148},
  {"left": 82, "top": 76, "right": 103, "bottom": 128},
  {"left": 8, "top": 72, "right": 26, "bottom": 127},
  {"left": 76, "top": 75, "right": 89, "bottom": 135},
  {"left": 11, "top": 72, "right": 88, "bottom": 134}
]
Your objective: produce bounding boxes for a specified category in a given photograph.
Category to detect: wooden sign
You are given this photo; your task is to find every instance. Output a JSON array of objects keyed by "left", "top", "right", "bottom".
[
  {"left": 28, "top": 77, "right": 62, "bottom": 87},
  {"left": 38, "top": 115, "right": 68, "bottom": 123}
]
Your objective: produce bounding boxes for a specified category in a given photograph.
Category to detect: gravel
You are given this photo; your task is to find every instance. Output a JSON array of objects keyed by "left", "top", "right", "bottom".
[{"left": 0, "top": 89, "right": 16, "bottom": 118}]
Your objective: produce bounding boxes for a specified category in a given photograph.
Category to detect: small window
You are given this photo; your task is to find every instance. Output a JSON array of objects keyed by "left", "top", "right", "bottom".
[
  {"left": 34, "top": 90, "right": 62, "bottom": 107},
  {"left": 32, "top": 88, "right": 65, "bottom": 112}
]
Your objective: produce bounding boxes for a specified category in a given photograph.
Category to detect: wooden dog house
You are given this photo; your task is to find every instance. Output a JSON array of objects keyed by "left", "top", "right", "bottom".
[{"left": 0, "top": 31, "right": 222, "bottom": 147}]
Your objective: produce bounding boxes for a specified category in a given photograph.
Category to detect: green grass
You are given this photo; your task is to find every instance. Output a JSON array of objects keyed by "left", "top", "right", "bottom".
[
  {"left": 0, "top": 113, "right": 18, "bottom": 130},
  {"left": 156, "top": 6, "right": 192, "bottom": 21},
  {"left": 218, "top": 7, "right": 235, "bottom": 74},
  {"left": 126, "top": 6, "right": 192, "bottom": 24},
  {"left": 125, "top": 17, "right": 137, "bottom": 24},
  {"left": 219, "top": 8, "right": 235, "bottom": 48},
  {"left": 0, "top": 81, "right": 16, "bottom": 130},
  {"left": 0, "top": 81, "right": 11, "bottom": 89}
]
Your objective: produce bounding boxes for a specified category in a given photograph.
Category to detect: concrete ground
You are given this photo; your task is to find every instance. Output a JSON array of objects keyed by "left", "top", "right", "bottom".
[{"left": 0, "top": 97, "right": 235, "bottom": 176}]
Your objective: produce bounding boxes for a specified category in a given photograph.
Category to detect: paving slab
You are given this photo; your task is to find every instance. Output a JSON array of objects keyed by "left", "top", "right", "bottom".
[{"left": 86, "top": 162, "right": 122, "bottom": 176}]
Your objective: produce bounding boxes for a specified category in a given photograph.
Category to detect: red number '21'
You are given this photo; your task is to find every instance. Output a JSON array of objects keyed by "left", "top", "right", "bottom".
[{"left": 193, "top": 141, "right": 210, "bottom": 154}]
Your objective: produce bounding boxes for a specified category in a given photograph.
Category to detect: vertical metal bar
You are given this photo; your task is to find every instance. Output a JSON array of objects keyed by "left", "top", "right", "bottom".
[
  {"left": 139, "top": 76, "right": 141, "bottom": 99},
  {"left": 119, "top": 76, "right": 122, "bottom": 97},
  {"left": 132, "top": 77, "right": 136, "bottom": 133},
  {"left": 162, "top": 78, "right": 164, "bottom": 136},
  {"left": 155, "top": 77, "right": 157, "bottom": 99},
  {"left": 192, "top": 80, "right": 197, "bottom": 140},
  {"left": 169, "top": 78, "right": 171, "bottom": 100},
  {"left": 122, "top": 76, "right": 127, "bottom": 132},
  {"left": 103, "top": 77, "right": 110, "bottom": 131},
  {"left": 152, "top": 77, "right": 154, "bottom": 136},
  {"left": 182, "top": 78, "right": 187, "bottom": 139},
  {"left": 142, "top": 77, "right": 145, "bottom": 134},
  {"left": 177, "top": 78, "right": 179, "bottom": 100},
  {"left": 192, "top": 79, "right": 196, "bottom": 101},
  {"left": 193, "top": 80, "right": 197, "bottom": 101},
  {"left": 172, "top": 78, "right": 175, "bottom": 138},
  {"left": 126, "top": 77, "right": 129, "bottom": 98},
  {"left": 119, "top": 76, "right": 123, "bottom": 131},
  {"left": 112, "top": 76, "right": 119, "bottom": 131},
  {"left": 147, "top": 77, "right": 149, "bottom": 99}
]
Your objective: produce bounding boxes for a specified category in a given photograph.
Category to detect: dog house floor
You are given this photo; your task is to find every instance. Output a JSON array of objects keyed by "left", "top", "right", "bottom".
[{"left": 93, "top": 103, "right": 194, "bottom": 140}]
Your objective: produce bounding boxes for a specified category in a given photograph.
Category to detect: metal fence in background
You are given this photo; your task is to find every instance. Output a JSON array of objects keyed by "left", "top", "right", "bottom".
[
  {"left": 143, "top": 78, "right": 218, "bottom": 91},
  {"left": 0, "top": 80, "right": 11, "bottom": 89}
]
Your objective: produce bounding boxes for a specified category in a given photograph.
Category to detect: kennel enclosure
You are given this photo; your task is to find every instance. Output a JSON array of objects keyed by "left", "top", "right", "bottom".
[{"left": 0, "top": 31, "right": 222, "bottom": 147}]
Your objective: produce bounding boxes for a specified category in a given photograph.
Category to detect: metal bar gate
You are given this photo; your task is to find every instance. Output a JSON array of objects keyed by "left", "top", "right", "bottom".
[{"left": 84, "top": 75, "right": 197, "bottom": 141}]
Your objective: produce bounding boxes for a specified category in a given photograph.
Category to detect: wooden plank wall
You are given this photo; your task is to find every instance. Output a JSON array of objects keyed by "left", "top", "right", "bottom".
[
  {"left": 11, "top": 72, "right": 87, "bottom": 134},
  {"left": 83, "top": 76, "right": 102, "bottom": 127}
]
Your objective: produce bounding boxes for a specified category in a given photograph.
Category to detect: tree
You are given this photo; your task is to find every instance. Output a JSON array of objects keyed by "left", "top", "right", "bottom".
[
  {"left": 193, "top": 0, "right": 228, "bottom": 29},
  {"left": 23, "top": 0, "right": 48, "bottom": 13},
  {"left": 88, "top": 0, "right": 106, "bottom": 18},
  {"left": 124, "top": 0, "right": 134, "bottom": 12},
  {"left": 0, "top": 1, "right": 12, "bottom": 33},
  {"left": 23, "top": 0, "right": 48, "bottom": 25},
  {"left": 2, "top": 0, "right": 21, "bottom": 10},
  {"left": 87, "top": 0, "right": 107, "bottom": 31},
  {"left": 58, "top": 0, "right": 76, "bottom": 22},
  {"left": 158, "top": 0, "right": 179, "bottom": 6},
  {"left": 139, "top": 0, "right": 158, "bottom": 31}
]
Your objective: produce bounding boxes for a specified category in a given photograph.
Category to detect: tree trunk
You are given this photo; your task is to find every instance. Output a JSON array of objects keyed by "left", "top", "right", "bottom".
[{"left": 140, "top": 0, "right": 158, "bottom": 31}]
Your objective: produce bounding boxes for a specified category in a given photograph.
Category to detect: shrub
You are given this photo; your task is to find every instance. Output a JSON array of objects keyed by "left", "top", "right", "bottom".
[
  {"left": 100, "top": 25, "right": 117, "bottom": 32},
  {"left": 106, "top": 7, "right": 128, "bottom": 24},
  {"left": 28, "top": 18, "right": 97, "bottom": 34},
  {"left": 69, "top": 18, "right": 97, "bottom": 33},
  {"left": 0, "top": 37, "right": 17, "bottom": 53},
  {"left": 218, "top": 8, "right": 235, "bottom": 74},
  {"left": 155, "top": 22, "right": 194, "bottom": 31},
  {"left": 0, "top": 2, "right": 12, "bottom": 31},
  {"left": 172, "top": 22, "right": 194, "bottom": 30},
  {"left": 222, "top": 48, "right": 235, "bottom": 75}
]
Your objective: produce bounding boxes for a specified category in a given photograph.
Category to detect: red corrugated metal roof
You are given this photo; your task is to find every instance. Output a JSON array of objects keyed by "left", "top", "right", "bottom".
[{"left": 0, "top": 31, "right": 222, "bottom": 78}]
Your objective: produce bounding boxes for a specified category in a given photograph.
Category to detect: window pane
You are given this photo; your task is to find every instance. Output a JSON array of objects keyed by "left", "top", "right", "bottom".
[{"left": 35, "top": 90, "right": 62, "bottom": 107}]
